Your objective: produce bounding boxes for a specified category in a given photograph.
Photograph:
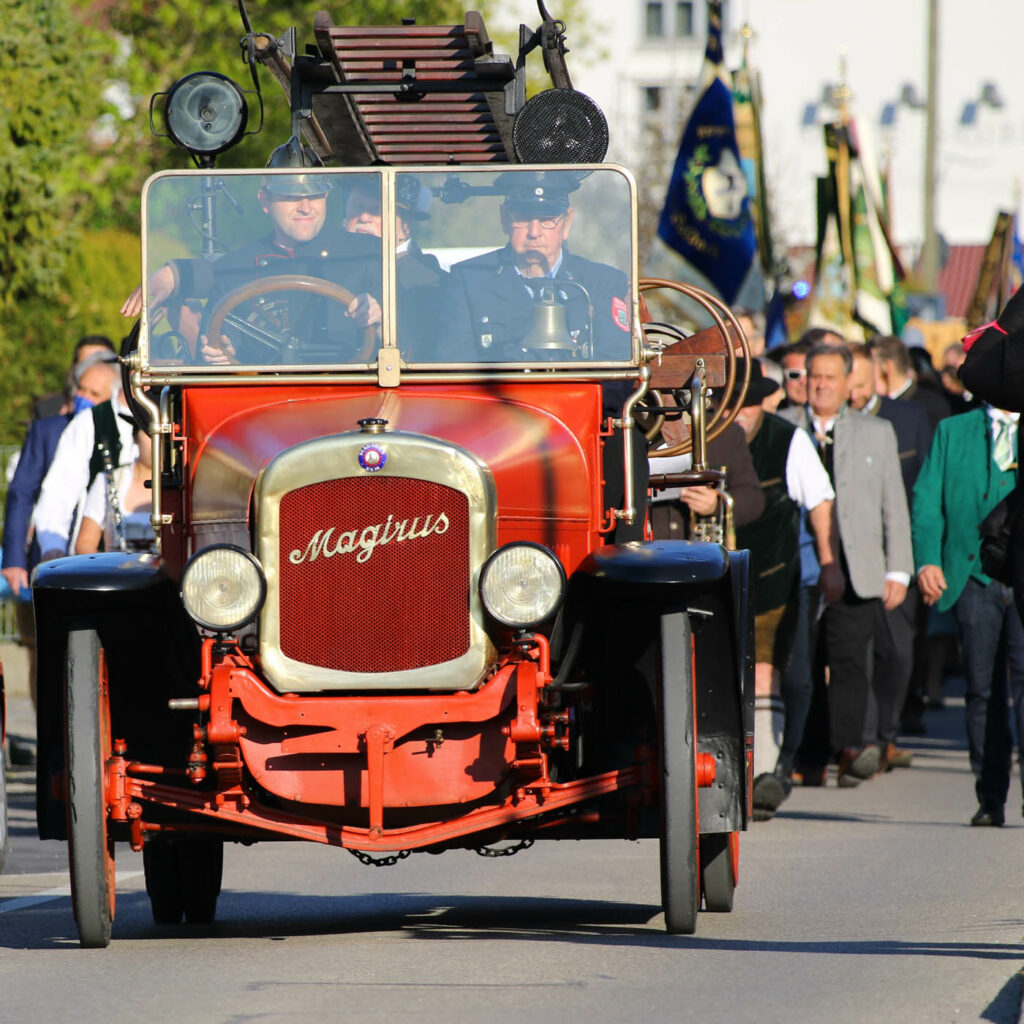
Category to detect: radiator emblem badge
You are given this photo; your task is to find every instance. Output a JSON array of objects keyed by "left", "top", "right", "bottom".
[
  {"left": 288, "top": 512, "right": 450, "bottom": 566},
  {"left": 358, "top": 443, "right": 387, "bottom": 472}
]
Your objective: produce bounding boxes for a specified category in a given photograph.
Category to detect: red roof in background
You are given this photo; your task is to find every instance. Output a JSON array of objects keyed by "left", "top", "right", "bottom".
[{"left": 937, "top": 245, "right": 985, "bottom": 319}]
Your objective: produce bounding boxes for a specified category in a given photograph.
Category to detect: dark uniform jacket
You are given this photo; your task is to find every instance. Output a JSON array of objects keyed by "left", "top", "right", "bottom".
[
  {"left": 865, "top": 394, "right": 933, "bottom": 504},
  {"left": 172, "top": 228, "right": 381, "bottom": 363},
  {"left": 443, "top": 244, "right": 632, "bottom": 363},
  {"left": 396, "top": 242, "right": 446, "bottom": 357},
  {"left": 897, "top": 379, "right": 949, "bottom": 431}
]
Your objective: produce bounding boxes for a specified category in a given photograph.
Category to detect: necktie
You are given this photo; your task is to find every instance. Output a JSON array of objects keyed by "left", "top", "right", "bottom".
[
  {"left": 993, "top": 418, "right": 1017, "bottom": 472},
  {"left": 814, "top": 423, "right": 835, "bottom": 480}
]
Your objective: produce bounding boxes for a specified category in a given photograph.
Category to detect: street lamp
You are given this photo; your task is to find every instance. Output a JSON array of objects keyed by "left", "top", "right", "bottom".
[
  {"left": 959, "top": 80, "right": 1005, "bottom": 126},
  {"left": 879, "top": 81, "right": 926, "bottom": 128}
]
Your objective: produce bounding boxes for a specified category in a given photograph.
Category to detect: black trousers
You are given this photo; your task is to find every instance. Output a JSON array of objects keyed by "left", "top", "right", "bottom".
[
  {"left": 823, "top": 592, "right": 892, "bottom": 752},
  {"left": 864, "top": 582, "right": 917, "bottom": 746}
]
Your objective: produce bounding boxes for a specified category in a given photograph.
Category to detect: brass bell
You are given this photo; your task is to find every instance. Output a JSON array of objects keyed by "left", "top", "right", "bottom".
[{"left": 521, "top": 285, "right": 574, "bottom": 352}]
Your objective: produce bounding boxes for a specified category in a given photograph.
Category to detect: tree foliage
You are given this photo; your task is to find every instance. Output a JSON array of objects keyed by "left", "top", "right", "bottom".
[
  {"left": 0, "top": 0, "right": 119, "bottom": 440},
  {"left": 0, "top": 0, "right": 115, "bottom": 308}
]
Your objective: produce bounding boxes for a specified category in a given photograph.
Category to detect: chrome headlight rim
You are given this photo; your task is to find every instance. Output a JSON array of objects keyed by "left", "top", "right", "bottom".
[
  {"left": 479, "top": 541, "right": 567, "bottom": 630},
  {"left": 181, "top": 544, "right": 266, "bottom": 633}
]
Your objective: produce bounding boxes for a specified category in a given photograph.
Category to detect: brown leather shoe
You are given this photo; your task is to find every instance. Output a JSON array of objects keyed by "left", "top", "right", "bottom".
[
  {"left": 791, "top": 764, "right": 827, "bottom": 787},
  {"left": 881, "top": 742, "right": 913, "bottom": 771},
  {"left": 837, "top": 745, "right": 881, "bottom": 787}
]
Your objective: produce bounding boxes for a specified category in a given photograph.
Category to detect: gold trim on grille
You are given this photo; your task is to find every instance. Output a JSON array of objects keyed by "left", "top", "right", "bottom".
[{"left": 256, "top": 430, "right": 496, "bottom": 692}]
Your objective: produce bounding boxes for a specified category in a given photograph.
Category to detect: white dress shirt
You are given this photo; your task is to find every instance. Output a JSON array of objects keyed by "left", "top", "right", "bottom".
[{"left": 32, "top": 396, "right": 138, "bottom": 558}]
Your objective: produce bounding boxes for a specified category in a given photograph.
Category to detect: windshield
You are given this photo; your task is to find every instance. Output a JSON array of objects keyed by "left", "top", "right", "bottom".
[{"left": 141, "top": 165, "right": 637, "bottom": 371}]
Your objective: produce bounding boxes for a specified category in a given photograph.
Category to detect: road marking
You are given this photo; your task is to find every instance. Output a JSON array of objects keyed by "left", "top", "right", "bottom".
[{"left": 0, "top": 872, "right": 142, "bottom": 914}]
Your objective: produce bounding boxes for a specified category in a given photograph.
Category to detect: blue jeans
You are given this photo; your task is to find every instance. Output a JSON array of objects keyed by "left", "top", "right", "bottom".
[{"left": 954, "top": 577, "right": 1024, "bottom": 807}]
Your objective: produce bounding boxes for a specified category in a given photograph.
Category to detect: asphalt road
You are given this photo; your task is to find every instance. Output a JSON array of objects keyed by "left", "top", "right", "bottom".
[{"left": 2, "top": 683, "right": 1023, "bottom": 1024}]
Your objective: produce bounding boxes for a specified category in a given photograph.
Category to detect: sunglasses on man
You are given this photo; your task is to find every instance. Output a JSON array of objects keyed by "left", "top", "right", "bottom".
[{"left": 783, "top": 368, "right": 806, "bottom": 381}]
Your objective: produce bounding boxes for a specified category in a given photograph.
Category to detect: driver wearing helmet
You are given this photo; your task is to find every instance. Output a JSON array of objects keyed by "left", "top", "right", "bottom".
[
  {"left": 196, "top": 171, "right": 381, "bottom": 364},
  {"left": 122, "top": 158, "right": 382, "bottom": 364}
]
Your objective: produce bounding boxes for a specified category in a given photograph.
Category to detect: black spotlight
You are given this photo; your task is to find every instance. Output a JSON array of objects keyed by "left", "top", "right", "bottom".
[
  {"left": 513, "top": 89, "right": 609, "bottom": 165},
  {"left": 151, "top": 72, "right": 254, "bottom": 164}
]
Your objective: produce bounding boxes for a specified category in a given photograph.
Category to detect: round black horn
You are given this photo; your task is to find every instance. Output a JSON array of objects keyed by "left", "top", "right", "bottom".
[{"left": 513, "top": 89, "right": 609, "bottom": 164}]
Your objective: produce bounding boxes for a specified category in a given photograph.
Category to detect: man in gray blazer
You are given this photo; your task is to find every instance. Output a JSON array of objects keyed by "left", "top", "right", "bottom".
[{"left": 781, "top": 342, "right": 913, "bottom": 785}]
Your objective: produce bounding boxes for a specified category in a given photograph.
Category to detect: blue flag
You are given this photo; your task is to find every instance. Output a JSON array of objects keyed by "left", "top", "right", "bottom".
[{"left": 657, "top": 1, "right": 756, "bottom": 304}]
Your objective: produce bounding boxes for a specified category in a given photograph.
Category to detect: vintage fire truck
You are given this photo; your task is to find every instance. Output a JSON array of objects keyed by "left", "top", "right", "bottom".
[{"left": 32, "top": 3, "right": 754, "bottom": 946}]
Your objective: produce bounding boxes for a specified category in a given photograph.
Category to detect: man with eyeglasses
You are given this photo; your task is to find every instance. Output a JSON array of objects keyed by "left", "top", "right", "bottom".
[{"left": 443, "top": 171, "right": 631, "bottom": 363}]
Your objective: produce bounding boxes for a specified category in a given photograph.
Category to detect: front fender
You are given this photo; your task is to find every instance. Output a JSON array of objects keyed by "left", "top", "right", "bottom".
[{"left": 574, "top": 540, "right": 730, "bottom": 589}]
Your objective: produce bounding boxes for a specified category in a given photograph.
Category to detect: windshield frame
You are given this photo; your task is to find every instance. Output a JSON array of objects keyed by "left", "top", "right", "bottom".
[{"left": 137, "top": 164, "right": 642, "bottom": 381}]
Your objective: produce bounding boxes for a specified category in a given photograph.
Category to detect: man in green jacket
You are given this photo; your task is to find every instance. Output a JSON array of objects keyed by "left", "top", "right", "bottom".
[{"left": 912, "top": 404, "right": 1024, "bottom": 826}]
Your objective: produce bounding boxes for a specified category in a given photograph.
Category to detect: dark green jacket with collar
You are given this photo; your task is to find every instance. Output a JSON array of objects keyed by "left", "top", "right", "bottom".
[{"left": 911, "top": 406, "right": 1016, "bottom": 610}]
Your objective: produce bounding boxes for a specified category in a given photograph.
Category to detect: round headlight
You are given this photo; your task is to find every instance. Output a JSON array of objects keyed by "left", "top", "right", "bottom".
[
  {"left": 480, "top": 543, "right": 566, "bottom": 629},
  {"left": 181, "top": 545, "right": 266, "bottom": 632},
  {"left": 164, "top": 72, "right": 248, "bottom": 157}
]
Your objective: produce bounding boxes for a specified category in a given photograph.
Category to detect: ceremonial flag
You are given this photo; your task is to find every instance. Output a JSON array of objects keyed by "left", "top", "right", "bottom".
[
  {"left": 732, "top": 31, "right": 774, "bottom": 280},
  {"left": 657, "top": 0, "right": 756, "bottom": 305},
  {"left": 805, "top": 118, "right": 907, "bottom": 339},
  {"left": 805, "top": 152, "right": 858, "bottom": 338}
]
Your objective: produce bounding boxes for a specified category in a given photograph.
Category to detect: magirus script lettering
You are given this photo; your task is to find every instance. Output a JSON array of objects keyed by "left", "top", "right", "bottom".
[{"left": 288, "top": 512, "right": 450, "bottom": 565}]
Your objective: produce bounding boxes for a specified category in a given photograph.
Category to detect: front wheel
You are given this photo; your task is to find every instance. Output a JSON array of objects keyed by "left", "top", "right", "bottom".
[
  {"left": 658, "top": 612, "right": 700, "bottom": 935},
  {"left": 65, "top": 628, "right": 115, "bottom": 948}
]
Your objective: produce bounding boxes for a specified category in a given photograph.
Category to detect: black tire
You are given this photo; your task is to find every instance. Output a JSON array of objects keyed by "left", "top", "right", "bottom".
[
  {"left": 143, "top": 839, "right": 185, "bottom": 924},
  {"left": 658, "top": 612, "right": 700, "bottom": 935},
  {"left": 143, "top": 837, "right": 223, "bottom": 925},
  {"left": 65, "top": 628, "right": 115, "bottom": 948},
  {"left": 179, "top": 838, "right": 224, "bottom": 924},
  {"left": 699, "top": 832, "right": 736, "bottom": 913}
]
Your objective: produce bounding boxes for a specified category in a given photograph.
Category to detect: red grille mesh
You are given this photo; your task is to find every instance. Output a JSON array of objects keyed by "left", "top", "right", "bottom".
[{"left": 278, "top": 477, "right": 470, "bottom": 673}]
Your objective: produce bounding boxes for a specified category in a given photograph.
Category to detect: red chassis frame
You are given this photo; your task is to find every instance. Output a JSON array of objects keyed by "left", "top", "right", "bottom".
[{"left": 104, "top": 634, "right": 718, "bottom": 854}]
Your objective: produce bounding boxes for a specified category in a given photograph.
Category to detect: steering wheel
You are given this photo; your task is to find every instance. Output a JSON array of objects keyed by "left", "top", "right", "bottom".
[
  {"left": 639, "top": 278, "right": 751, "bottom": 460},
  {"left": 203, "top": 274, "right": 378, "bottom": 364}
]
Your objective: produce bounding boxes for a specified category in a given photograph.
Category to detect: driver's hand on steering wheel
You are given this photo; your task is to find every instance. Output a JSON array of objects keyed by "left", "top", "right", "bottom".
[
  {"left": 200, "top": 334, "right": 237, "bottom": 365},
  {"left": 347, "top": 293, "right": 382, "bottom": 328}
]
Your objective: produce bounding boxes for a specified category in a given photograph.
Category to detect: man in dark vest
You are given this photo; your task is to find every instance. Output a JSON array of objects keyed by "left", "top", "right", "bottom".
[{"left": 733, "top": 360, "right": 842, "bottom": 819}]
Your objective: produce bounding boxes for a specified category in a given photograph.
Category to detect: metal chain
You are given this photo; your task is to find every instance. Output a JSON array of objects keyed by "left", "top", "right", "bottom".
[
  {"left": 98, "top": 441, "right": 128, "bottom": 553},
  {"left": 474, "top": 839, "right": 535, "bottom": 858},
  {"left": 348, "top": 848, "right": 412, "bottom": 868}
]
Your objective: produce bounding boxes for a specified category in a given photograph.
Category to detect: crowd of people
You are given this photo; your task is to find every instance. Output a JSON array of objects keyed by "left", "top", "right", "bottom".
[{"left": 691, "top": 310, "right": 1021, "bottom": 828}]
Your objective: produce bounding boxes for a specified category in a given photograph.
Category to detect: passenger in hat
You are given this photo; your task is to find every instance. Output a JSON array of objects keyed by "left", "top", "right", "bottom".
[
  {"left": 343, "top": 175, "right": 446, "bottom": 355},
  {"left": 344, "top": 175, "right": 432, "bottom": 247},
  {"left": 441, "top": 169, "right": 632, "bottom": 366},
  {"left": 730, "top": 358, "right": 841, "bottom": 819}
]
